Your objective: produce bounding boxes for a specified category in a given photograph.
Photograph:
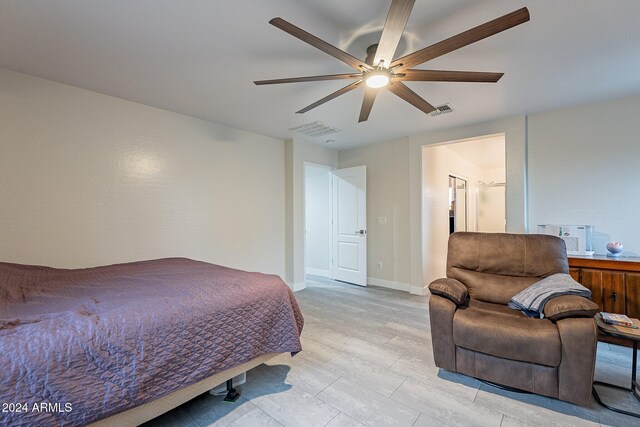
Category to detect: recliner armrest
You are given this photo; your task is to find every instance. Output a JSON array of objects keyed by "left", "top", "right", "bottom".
[
  {"left": 544, "top": 295, "right": 599, "bottom": 321},
  {"left": 428, "top": 278, "right": 468, "bottom": 305}
]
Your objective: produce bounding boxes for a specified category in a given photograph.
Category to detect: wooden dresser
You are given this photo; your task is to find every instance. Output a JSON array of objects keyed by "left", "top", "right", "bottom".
[
  {"left": 568, "top": 255, "right": 640, "bottom": 318},
  {"left": 569, "top": 255, "right": 640, "bottom": 345}
]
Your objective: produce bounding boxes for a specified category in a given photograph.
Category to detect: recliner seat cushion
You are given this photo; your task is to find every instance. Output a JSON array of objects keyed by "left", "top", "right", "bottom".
[{"left": 453, "top": 303, "right": 562, "bottom": 367}]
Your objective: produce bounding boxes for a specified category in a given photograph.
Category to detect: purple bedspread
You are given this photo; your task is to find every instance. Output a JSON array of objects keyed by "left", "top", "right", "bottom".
[{"left": 0, "top": 258, "right": 304, "bottom": 426}]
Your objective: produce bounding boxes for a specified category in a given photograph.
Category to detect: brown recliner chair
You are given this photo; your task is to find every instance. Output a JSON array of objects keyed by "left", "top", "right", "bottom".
[{"left": 429, "top": 232, "right": 599, "bottom": 406}]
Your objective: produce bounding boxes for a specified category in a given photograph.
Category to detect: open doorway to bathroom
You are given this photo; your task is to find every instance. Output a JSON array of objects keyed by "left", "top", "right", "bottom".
[{"left": 422, "top": 133, "right": 506, "bottom": 282}]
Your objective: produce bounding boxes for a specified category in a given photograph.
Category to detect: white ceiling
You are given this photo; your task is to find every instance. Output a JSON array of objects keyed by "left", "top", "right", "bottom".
[{"left": 1, "top": 0, "right": 639, "bottom": 150}]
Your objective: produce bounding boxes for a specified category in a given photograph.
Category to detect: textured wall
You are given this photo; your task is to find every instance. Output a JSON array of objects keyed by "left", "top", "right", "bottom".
[{"left": 0, "top": 68, "right": 286, "bottom": 276}]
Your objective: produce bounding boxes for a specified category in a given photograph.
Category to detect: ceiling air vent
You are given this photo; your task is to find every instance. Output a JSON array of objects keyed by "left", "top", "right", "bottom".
[
  {"left": 430, "top": 104, "right": 454, "bottom": 117},
  {"left": 289, "top": 121, "right": 341, "bottom": 138}
]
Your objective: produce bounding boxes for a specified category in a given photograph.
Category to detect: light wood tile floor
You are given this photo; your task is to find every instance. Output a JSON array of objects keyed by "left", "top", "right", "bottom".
[{"left": 144, "top": 276, "right": 639, "bottom": 427}]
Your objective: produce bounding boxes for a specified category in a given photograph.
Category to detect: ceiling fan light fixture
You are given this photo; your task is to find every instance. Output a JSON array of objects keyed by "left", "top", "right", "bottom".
[
  {"left": 258, "top": 5, "right": 530, "bottom": 122},
  {"left": 365, "top": 69, "right": 391, "bottom": 88}
]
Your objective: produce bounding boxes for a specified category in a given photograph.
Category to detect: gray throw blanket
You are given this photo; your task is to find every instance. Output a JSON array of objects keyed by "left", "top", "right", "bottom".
[{"left": 508, "top": 273, "right": 591, "bottom": 318}]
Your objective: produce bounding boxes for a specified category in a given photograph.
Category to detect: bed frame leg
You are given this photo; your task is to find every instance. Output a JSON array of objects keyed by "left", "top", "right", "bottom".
[{"left": 223, "top": 378, "right": 241, "bottom": 402}]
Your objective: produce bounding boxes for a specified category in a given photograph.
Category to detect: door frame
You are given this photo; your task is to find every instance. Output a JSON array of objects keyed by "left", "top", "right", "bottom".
[
  {"left": 448, "top": 172, "right": 469, "bottom": 233},
  {"left": 421, "top": 132, "right": 508, "bottom": 288},
  {"left": 303, "top": 161, "right": 334, "bottom": 279}
]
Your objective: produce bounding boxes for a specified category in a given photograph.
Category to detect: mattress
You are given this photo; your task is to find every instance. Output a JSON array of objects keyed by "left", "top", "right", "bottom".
[{"left": 0, "top": 258, "right": 304, "bottom": 426}]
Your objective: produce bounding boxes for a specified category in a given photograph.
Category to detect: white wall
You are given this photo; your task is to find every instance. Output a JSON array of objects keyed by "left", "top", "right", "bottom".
[
  {"left": 339, "top": 138, "right": 411, "bottom": 288},
  {"left": 477, "top": 166, "right": 506, "bottom": 233},
  {"left": 0, "top": 68, "right": 286, "bottom": 276},
  {"left": 477, "top": 184, "right": 506, "bottom": 233},
  {"left": 481, "top": 167, "right": 507, "bottom": 184},
  {"left": 304, "top": 164, "right": 331, "bottom": 276},
  {"left": 285, "top": 137, "right": 338, "bottom": 288},
  {"left": 422, "top": 144, "right": 482, "bottom": 284},
  {"left": 528, "top": 94, "right": 640, "bottom": 256}
]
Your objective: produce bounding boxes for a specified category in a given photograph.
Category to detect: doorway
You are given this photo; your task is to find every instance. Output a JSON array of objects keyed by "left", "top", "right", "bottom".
[
  {"left": 422, "top": 133, "right": 506, "bottom": 283},
  {"left": 304, "top": 163, "right": 332, "bottom": 278},
  {"left": 303, "top": 163, "right": 368, "bottom": 287}
]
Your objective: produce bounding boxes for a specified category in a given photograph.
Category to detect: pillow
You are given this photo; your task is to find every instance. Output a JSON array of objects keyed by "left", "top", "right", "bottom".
[
  {"left": 429, "top": 278, "right": 468, "bottom": 305},
  {"left": 0, "top": 276, "right": 26, "bottom": 304},
  {"left": 0, "top": 262, "right": 47, "bottom": 304},
  {"left": 543, "top": 295, "right": 599, "bottom": 321}
]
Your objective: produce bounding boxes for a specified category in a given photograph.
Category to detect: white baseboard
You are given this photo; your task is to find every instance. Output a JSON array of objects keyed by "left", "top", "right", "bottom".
[
  {"left": 367, "top": 277, "right": 411, "bottom": 292},
  {"left": 410, "top": 285, "right": 428, "bottom": 296},
  {"left": 305, "top": 268, "right": 330, "bottom": 278},
  {"left": 288, "top": 281, "right": 306, "bottom": 292}
]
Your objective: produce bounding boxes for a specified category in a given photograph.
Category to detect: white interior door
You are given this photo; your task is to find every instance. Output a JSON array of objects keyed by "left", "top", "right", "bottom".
[{"left": 332, "top": 166, "right": 367, "bottom": 286}]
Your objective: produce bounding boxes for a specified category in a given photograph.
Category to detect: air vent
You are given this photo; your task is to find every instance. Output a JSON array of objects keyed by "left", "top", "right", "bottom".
[
  {"left": 289, "top": 121, "right": 341, "bottom": 137},
  {"left": 430, "top": 104, "right": 454, "bottom": 117}
]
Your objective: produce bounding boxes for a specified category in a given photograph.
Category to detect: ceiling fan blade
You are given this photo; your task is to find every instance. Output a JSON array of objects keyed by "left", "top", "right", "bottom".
[
  {"left": 358, "top": 87, "right": 379, "bottom": 122},
  {"left": 270, "top": 17, "right": 371, "bottom": 71},
  {"left": 398, "top": 69, "right": 504, "bottom": 82},
  {"left": 387, "top": 81, "right": 436, "bottom": 115},
  {"left": 373, "top": 0, "right": 416, "bottom": 67},
  {"left": 296, "top": 80, "right": 363, "bottom": 114},
  {"left": 254, "top": 73, "right": 361, "bottom": 85},
  {"left": 391, "top": 7, "right": 530, "bottom": 70}
]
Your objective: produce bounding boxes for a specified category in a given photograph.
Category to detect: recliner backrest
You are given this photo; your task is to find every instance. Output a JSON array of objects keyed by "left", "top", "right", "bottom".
[{"left": 446, "top": 232, "right": 569, "bottom": 305}]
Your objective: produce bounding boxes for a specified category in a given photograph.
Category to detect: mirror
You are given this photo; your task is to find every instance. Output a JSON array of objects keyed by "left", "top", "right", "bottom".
[{"left": 449, "top": 175, "right": 467, "bottom": 234}]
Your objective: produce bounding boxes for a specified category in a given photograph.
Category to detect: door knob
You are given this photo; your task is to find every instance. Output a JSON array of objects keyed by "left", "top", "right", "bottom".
[{"left": 354, "top": 230, "right": 366, "bottom": 235}]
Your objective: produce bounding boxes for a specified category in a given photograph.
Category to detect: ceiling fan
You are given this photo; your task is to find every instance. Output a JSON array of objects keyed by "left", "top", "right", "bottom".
[{"left": 254, "top": 0, "right": 530, "bottom": 122}]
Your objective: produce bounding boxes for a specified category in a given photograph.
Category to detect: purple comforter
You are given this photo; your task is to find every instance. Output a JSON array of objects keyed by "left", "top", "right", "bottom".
[{"left": 0, "top": 258, "right": 304, "bottom": 426}]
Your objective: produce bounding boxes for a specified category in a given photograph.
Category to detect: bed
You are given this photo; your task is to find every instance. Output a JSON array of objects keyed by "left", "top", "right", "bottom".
[{"left": 0, "top": 258, "right": 304, "bottom": 426}]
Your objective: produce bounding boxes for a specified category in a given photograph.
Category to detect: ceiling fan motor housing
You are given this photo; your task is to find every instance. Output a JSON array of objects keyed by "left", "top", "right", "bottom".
[{"left": 365, "top": 44, "right": 379, "bottom": 66}]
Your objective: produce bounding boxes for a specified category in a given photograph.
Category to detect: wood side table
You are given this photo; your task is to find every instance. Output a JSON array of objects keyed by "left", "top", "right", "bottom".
[{"left": 593, "top": 314, "right": 640, "bottom": 418}]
